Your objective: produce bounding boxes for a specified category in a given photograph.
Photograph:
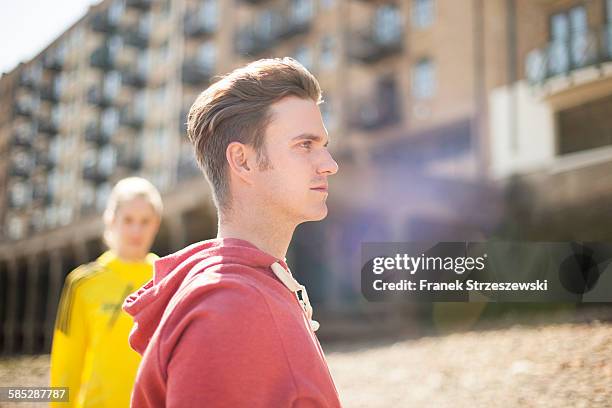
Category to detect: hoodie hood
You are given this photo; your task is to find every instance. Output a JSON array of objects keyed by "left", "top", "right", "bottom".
[{"left": 122, "top": 237, "right": 288, "bottom": 355}]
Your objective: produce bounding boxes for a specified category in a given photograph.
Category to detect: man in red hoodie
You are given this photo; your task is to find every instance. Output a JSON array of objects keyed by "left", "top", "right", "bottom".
[{"left": 123, "top": 57, "right": 341, "bottom": 407}]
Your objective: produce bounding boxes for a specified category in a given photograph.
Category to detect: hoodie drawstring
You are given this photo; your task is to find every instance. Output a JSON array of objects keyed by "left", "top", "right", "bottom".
[{"left": 270, "top": 262, "right": 320, "bottom": 332}]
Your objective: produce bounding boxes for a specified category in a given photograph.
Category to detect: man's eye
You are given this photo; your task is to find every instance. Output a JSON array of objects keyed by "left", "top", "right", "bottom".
[{"left": 300, "top": 141, "right": 312, "bottom": 149}]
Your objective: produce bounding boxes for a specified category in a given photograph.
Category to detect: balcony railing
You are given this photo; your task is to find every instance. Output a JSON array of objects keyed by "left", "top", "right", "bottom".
[
  {"left": 85, "top": 123, "right": 112, "bottom": 145},
  {"left": 42, "top": 54, "right": 64, "bottom": 71},
  {"left": 184, "top": 13, "right": 216, "bottom": 37},
  {"left": 235, "top": 27, "right": 276, "bottom": 55},
  {"left": 32, "top": 184, "right": 52, "bottom": 204},
  {"left": 13, "top": 101, "right": 34, "bottom": 117},
  {"left": 122, "top": 27, "right": 149, "bottom": 48},
  {"left": 349, "top": 79, "right": 401, "bottom": 130},
  {"left": 90, "top": 46, "right": 117, "bottom": 70},
  {"left": 38, "top": 117, "right": 58, "bottom": 136},
  {"left": 90, "top": 11, "right": 119, "bottom": 33},
  {"left": 87, "top": 87, "right": 115, "bottom": 107},
  {"left": 181, "top": 59, "right": 214, "bottom": 85},
  {"left": 34, "top": 151, "right": 55, "bottom": 170},
  {"left": 121, "top": 68, "right": 147, "bottom": 88},
  {"left": 83, "top": 163, "right": 111, "bottom": 184},
  {"left": 11, "top": 130, "right": 33, "bottom": 148},
  {"left": 117, "top": 152, "right": 142, "bottom": 170},
  {"left": 526, "top": 24, "right": 612, "bottom": 85},
  {"left": 40, "top": 84, "right": 59, "bottom": 102},
  {"left": 126, "top": 0, "right": 152, "bottom": 10},
  {"left": 347, "top": 25, "right": 404, "bottom": 63},
  {"left": 18, "top": 72, "right": 40, "bottom": 89},
  {"left": 119, "top": 107, "right": 144, "bottom": 129}
]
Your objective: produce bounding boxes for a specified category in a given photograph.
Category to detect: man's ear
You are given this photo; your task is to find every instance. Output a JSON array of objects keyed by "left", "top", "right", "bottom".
[{"left": 226, "top": 141, "right": 255, "bottom": 184}]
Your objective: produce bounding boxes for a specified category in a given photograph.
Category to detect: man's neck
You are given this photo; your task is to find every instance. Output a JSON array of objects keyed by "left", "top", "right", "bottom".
[{"left": 217, "top": 206, "right": 296, "bottom": 261}]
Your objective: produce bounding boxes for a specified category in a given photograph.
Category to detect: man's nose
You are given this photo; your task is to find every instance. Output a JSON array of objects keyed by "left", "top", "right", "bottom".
[{"left": 318, "top": 150, "right": 339, "bottom": 176}]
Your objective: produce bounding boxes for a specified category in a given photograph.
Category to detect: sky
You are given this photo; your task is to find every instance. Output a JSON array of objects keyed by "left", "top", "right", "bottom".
[{"left": 0, "top": 0, "right": 100, "bottom": 74}]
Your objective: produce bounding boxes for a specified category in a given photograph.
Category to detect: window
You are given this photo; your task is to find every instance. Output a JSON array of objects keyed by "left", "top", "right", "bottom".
[
  {"left": 412, "top": 0, "right": 434, "bottom": 29},
  {"left": 412, "top": 58, "right": 436, "bottom": 99},
  {"left": 375, "top": 5, "right": 402, "bottom": 44},
  {"left": 293, "top": 45, "right": 312, "bottom": 71},
  {"left": 108, "top": 34, "right": 123, "bottom": 57},
  {"left": 11, "top": 182, "right": 32, "bottom": 207},
  {"left": 291, "top": 0, "right": 313, "bottom": 24},
  {"left": 197, "top": 42, "right": 216, "bottom": 70},
  {"left": 321, "top": 95, "right": 335, "bottom": 129},
  {"left": 320, "top": 0, "right": 334, "bottom": 10},
  {"left": 45, "top": 206, "right": 58, "bottom": 228},
  {"left": 108, "top": 0, "right": 124, "bottom": 24},
  {"left": 7, "top": 217, "right": 26, "bottom": 240},
  {"left": 549, "top": 5, "right": 590, "bottom": 74},
  {"left": 101, "top": 107, "right": 119, "bottom": 135},
  {"left": 96, "top": 183, "right": 112, "bottom": 212},
  {"left": 104, "top": 71, "right": 121, "bottom": 98},
  {"left": 99, "top": 145, "right": 117, "bottom": 175},
  {"left": 137, "top": 50, "right": 149, "bottom": 76},
  {"left": 259, "top": 10, "right": 279, "bottom": 40},
  {"left": 320, "top": 35, "right": 336, "bottom": 70},
  {"left": 199, "top": 0, "right": 218, "bottom": 29}
]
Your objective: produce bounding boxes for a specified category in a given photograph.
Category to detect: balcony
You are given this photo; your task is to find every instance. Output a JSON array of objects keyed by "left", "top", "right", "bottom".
[
  {"left": 276, "top": 9, "right": 312, "bottom": 40},
  {"left": 90, "top": 11, "right": 119, "bottom": 33},
  {"left": 348, "top": 25, "right": 404, "bottom": 63},
  {"left": 83, "top": 163, "right": 110, "bottom": 184},
  {"left": 85, "top": 123, "right": 112, "bottom": 145},
  {"left": 235, "top": 27, "right": 276, "bottom": 56},
  {"left": 38, "top": 117, "right": 59, "bottom": 136},
  {"left": 350, "top": 78, "right": 401, "bottom": 130},
  {"left": 525, "top": 24, "right": 612, "bottom": 85},
  {"left": 32, "top": 184, "right": 52, "bottom": 204},
  {"left": 11, "top": 130, "right": 33, "bottom": 148},
  {"left": 34, "top": 151, "right": 55, "bottom": 170},
  {"left": 87, "top": 86, "right": 115, "bottom": 107},
  {"left": 90, "top": 46, "right": 116, "bottom": 70},
  {"left": 9, "top": 165, "right": 30, "bottom": 179},
  {"left": 121, "top": 67, "right": 146, "bottom": 88},
  {"left": 184, "top": 13, "right": 216, "bottom": 38},
  {"left": 42, "top": 53, "right": 64, "bottom": 71},
  {"left": 181, "top": 59, "right": 214, "bottom": 85},
  {"left": 126, "top": 0, "right": 152, "bottom": 10},
  {"left": 117, "top": 152, "right": 142, "bottom": 170},
  {"left": 119, "top": 107, "right": 144, "bottom": 129},
  {"left": 9, "top": 154, "right": 34, "bottom": 178},
  {"left": 18, "top": 72, "right": 39, "bottom": 89},
  {"left": 13, "top": 101, "right": 33, "bottom": 117},
  {"left": 40, "top": 84, "right": 59, "bottom": 102},
  {"left": 122, "top": 27, "right": 149, "bottom": 48}
]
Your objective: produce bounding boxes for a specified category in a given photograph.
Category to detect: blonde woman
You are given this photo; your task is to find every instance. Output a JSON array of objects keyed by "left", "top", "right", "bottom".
[{"left": 50, "top": 177, "right": 162, "bottom": 407}]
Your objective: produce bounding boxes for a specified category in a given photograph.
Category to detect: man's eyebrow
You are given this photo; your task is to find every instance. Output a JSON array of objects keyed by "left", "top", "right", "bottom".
[{"left": 291, "top": 133, "right": 329, "bottom": 144}]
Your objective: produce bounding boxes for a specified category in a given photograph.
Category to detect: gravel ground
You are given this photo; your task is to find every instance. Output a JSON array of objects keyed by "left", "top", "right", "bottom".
[
  {"left": 326, "top": 320, "right": 612, "bottom": 408},
  {"left": 1, "top": 321, "right": 611, "bottom": 407}
]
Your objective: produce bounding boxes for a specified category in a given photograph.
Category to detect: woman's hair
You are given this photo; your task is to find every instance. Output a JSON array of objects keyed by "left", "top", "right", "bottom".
[
  {"left": 187, "top": 57, "right": 322, "bottom": 212},
  {"left": 102, "top": 177, "right": 163, "bottom": 248}
]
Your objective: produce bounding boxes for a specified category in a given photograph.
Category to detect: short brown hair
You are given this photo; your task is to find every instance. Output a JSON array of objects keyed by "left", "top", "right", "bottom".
[{"left": 187, "top": 57, "right": 322, "bottom": 211}]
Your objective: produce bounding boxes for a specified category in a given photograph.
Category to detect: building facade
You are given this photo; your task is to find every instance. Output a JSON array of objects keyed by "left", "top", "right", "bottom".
[{"left": 1, "top": 0, "right": 612, "bottom": 353}]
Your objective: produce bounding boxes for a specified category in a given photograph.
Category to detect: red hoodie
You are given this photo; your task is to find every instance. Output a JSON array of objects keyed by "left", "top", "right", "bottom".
[{"left": 122, "top": 238, "right": 342, "bottom": 407}]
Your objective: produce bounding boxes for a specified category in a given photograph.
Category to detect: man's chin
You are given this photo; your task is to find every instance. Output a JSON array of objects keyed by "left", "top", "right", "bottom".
[{"left": 304, "top": 204, "right": 328, "bottom": 222}]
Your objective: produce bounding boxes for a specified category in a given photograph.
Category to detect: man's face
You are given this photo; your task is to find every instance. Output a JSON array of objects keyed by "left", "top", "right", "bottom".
[
  {"left": 253, "top": 96, "right": 338, "bottom": 223},
  {"left": 110, "top": 196, "right": 160, "bottom": 260}
]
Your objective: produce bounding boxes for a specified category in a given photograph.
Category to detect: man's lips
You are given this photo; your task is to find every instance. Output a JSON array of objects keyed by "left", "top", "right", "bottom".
[{"left": 310, "top": 185, "right": 328, "bottom": 193}]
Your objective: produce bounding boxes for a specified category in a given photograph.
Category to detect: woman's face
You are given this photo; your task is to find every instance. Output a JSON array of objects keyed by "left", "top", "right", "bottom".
[{"left": 109, "top": 196, "right": 161, "bottom": 261}]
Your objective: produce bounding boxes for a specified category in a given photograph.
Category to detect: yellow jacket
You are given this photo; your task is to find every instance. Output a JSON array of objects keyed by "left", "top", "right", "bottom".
[{"left": 50, "top": 250, "right": 156, "bottom": 407}]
